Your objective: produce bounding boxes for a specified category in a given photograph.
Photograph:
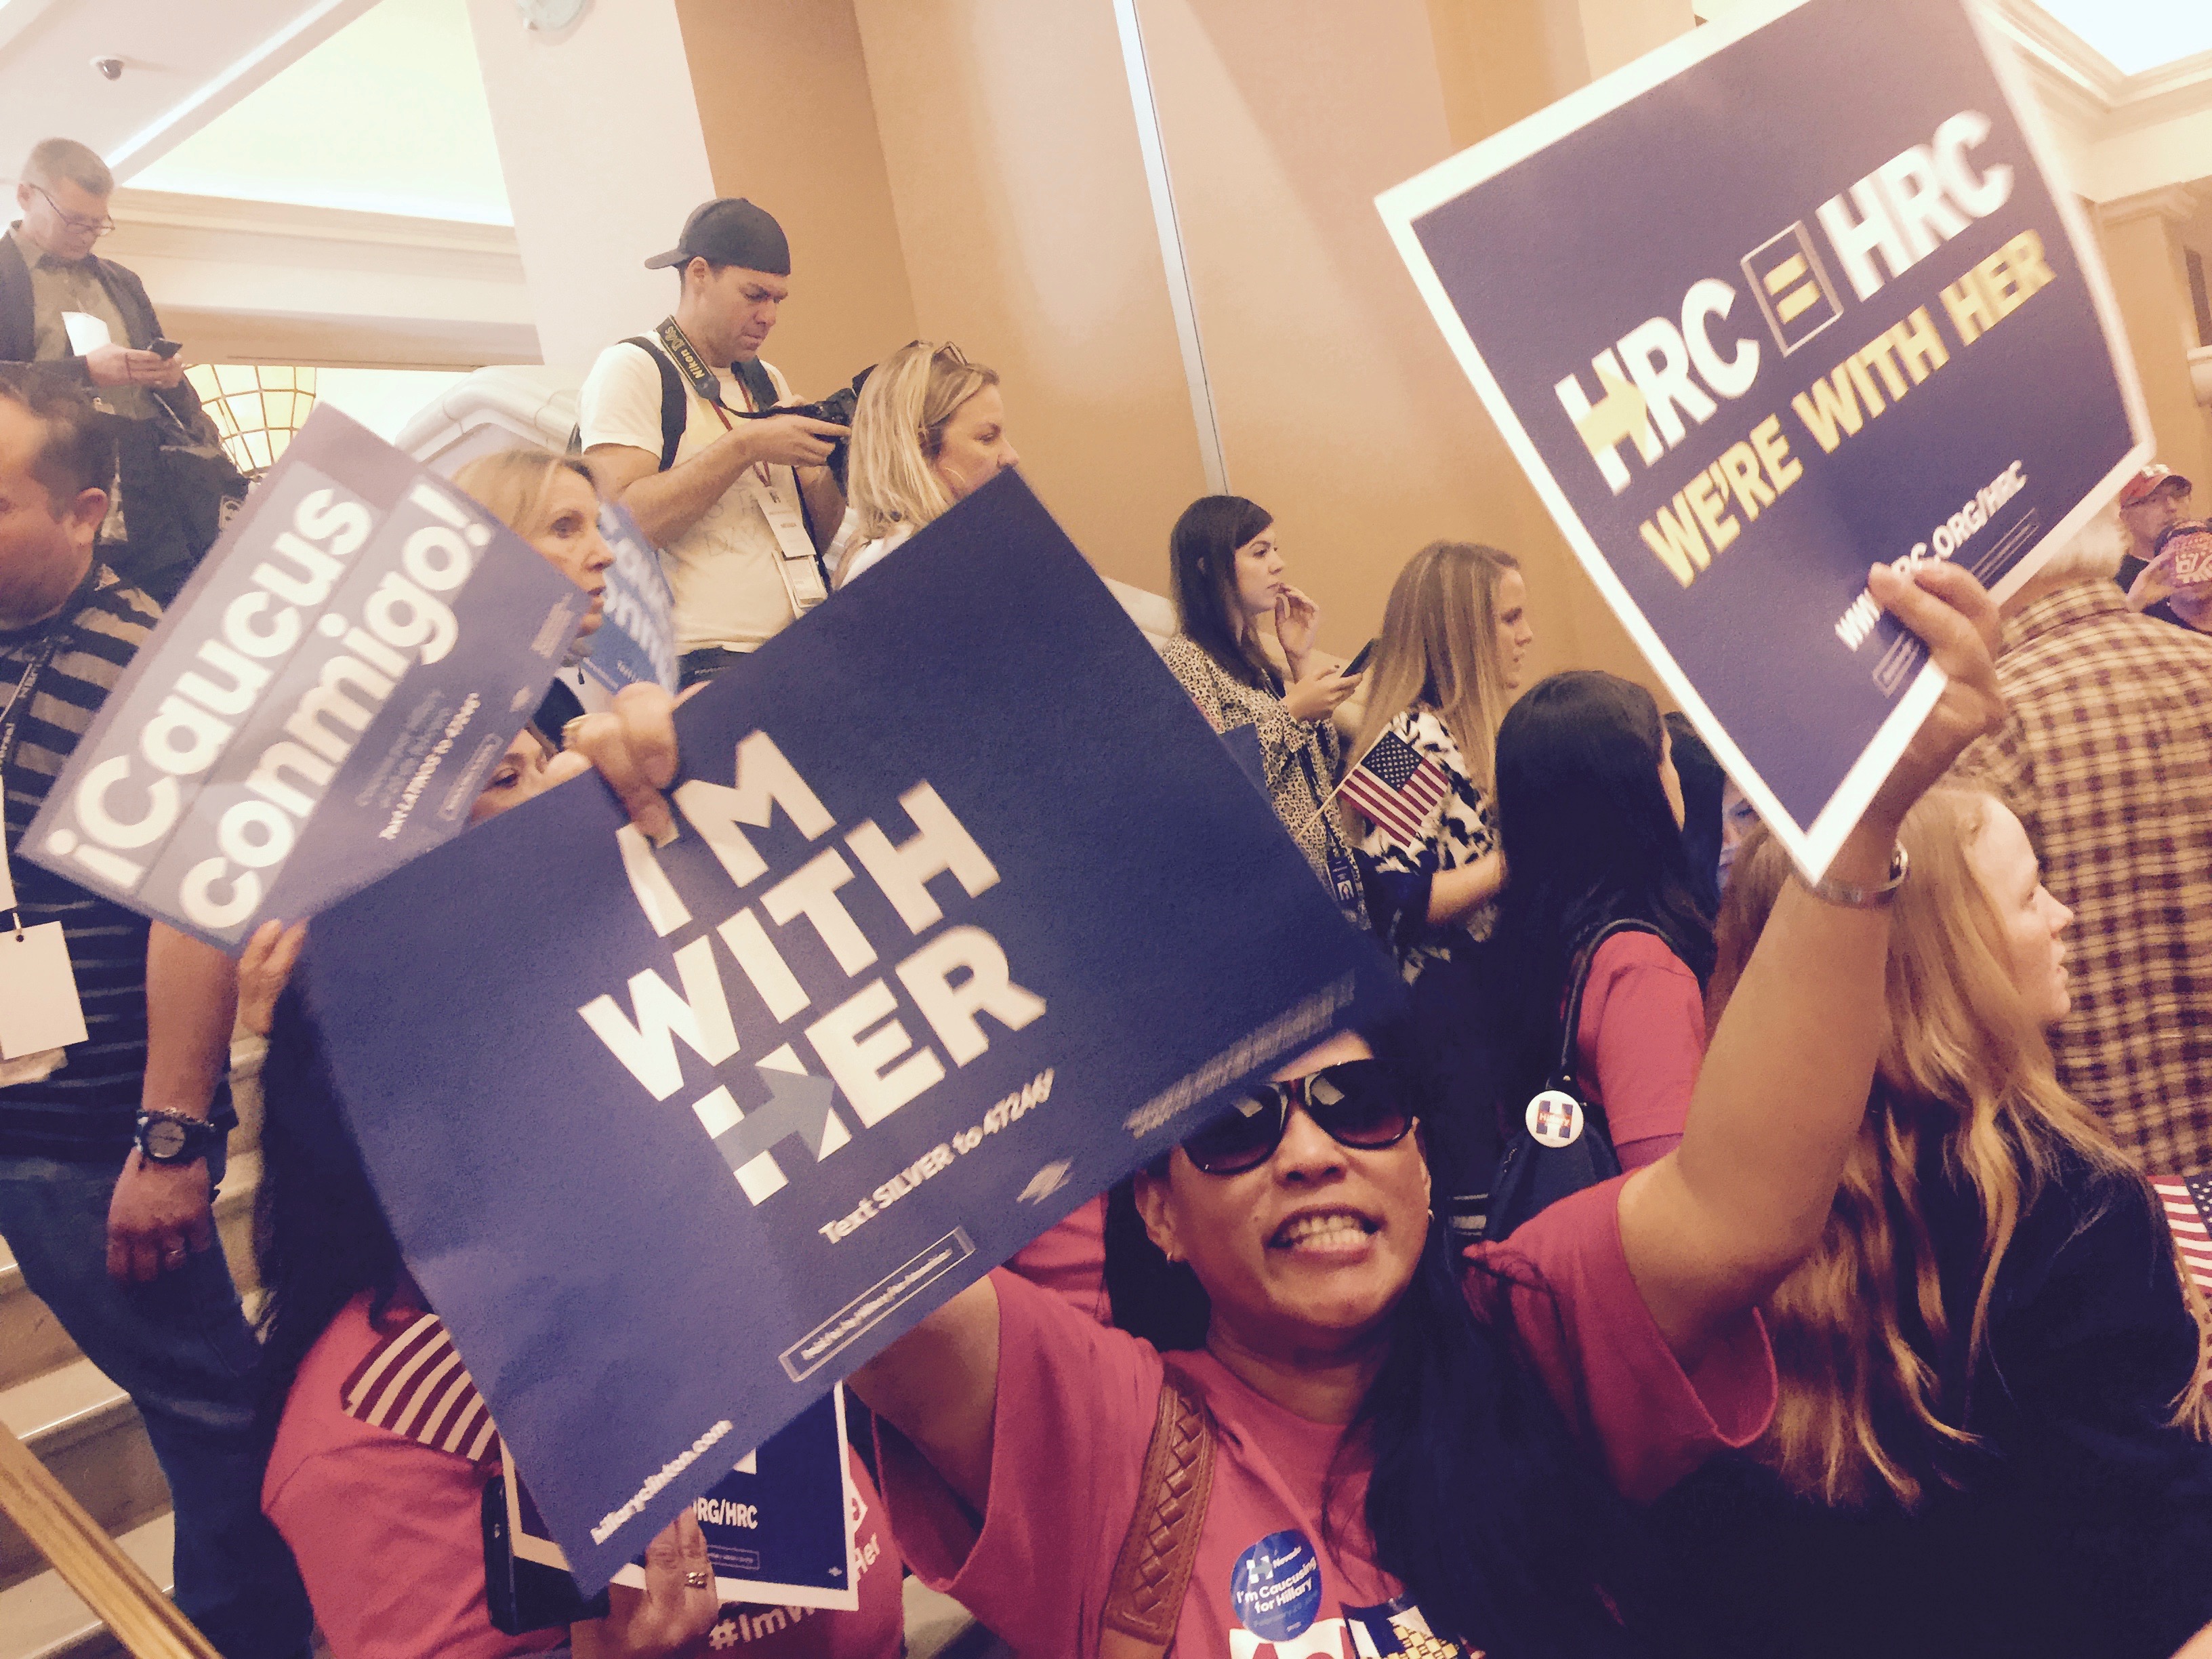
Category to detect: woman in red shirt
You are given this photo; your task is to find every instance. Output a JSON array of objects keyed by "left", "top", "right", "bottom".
[
  {"left": 1490, "top": 671, "right": 1717, "bottom": 1176},
  {"left": 848, "top": 564, "right": 2004, "bottom": 1655}
]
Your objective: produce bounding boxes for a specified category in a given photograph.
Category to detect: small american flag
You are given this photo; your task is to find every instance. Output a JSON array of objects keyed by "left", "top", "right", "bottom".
[
  {"left": 1341, "top": 731, "right": 1450, "bottom": 846},
  {"left": 2154, "top": 1176, "right": 2212, "bottom": 1298},
  {"left": 340, "top": 1311, "right": 499, "bottom": 1463}
]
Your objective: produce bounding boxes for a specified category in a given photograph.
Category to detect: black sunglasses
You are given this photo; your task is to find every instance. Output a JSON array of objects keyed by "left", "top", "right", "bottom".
[{"left": 1179, "top": 1060, "right": 1413, "bottom": 1176}]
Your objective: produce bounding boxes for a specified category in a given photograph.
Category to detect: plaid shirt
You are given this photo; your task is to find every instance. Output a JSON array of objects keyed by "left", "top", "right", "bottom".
[{"left": 1957, "top": 579, "right": 2212, "bottom": 1174}]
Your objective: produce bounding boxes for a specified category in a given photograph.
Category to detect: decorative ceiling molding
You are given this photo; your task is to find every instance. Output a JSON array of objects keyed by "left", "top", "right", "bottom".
[
  {"left": 2095, "top": 184, "right": 2207, "bottom": 228},
  {"left": 1978, "top": 1, "right": 2212, "bottom": 203},
  {"left": 1988, "top": 1, "right": 2212, "bottom": 124},
  {"left": 107, "top": 187, "right": 527, "bottom": 271},
  {"left": 102, "top": 188, "right": 538, "bottom": 370}
]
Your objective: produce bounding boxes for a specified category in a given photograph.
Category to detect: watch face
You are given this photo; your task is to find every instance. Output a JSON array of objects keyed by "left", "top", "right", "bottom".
[{"left": 144, "top": 1118, "right": 190, "bottom": 1160}]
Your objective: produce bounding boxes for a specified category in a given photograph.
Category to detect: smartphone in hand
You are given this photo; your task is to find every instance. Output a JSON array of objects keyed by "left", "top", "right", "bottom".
[
  {"left": 1342, "top": 638, "right": 1376, "bottom": 676},
  {"left": 148, "top": 338, "right": 183, "bottom": 359}
]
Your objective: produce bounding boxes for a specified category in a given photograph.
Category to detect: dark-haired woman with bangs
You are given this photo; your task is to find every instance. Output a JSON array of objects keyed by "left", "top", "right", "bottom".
[
  {"left": 1159, "top": 495, "right": 1367, "bottom": 928},
  {"left": 1489, "top": 671, "right": 1718, "bottom": 1176},
  {"left": 1652, "top": 789, "right": 2212, "bottom": 1659},
  {"left": 848, "top": 565, "right": 2004, "bottom": 1657}
]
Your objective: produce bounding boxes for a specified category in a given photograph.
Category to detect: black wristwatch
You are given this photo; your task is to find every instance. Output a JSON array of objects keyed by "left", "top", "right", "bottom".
[{"left": 134, "top": 1109, "right": 223, "bottom": 1166}]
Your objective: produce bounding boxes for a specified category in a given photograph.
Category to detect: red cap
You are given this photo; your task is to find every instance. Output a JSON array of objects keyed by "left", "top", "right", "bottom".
[{"left": 2121, "top": 463, "right": 2191, "bottom": 509}]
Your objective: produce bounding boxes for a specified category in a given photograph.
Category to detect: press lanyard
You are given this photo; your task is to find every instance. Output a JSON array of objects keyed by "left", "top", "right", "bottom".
[
  {"left": 0, "top": 629, "right": 68, "bottom": 933},
  {"left": 653, "top": 317, "right": 828, "bottom": 618}
]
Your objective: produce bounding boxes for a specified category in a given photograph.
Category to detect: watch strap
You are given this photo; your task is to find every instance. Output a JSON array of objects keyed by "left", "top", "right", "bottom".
[{"left": 1799, "top": 844, "right": 1910, "bottom": 909}]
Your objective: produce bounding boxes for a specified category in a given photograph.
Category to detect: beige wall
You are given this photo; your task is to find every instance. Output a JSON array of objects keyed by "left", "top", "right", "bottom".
[
  {"left": 1130, "top": 0, "right": 1652, "bottom": 687},
  {"left": 2099, "top": 194, "right": 2212, "bottom": 494},
  {"left": 467, "top": 0, "right": 1675, "bottom": 691},
  {"left": 1425, "top": 0, "right": 1576, "bottom": 146},
  {"left": 674, "top": 0, "right": 919, "bottom": 401},
  {"left": 1566, "top": 0, "right": 1697, "bottom": 79},
  {"left": 852, "top": 0, "right": 1210, "bottom": 590}
]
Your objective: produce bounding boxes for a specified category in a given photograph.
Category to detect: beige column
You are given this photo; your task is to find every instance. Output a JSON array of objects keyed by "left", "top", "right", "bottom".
[
  {"left": 1567, "top": 0, "right": 1698, "bottom": 79},
  {"left": 2098, "top": 188, "right": 2212, "bottom": 495},
  {"left": 1425, "top": 0, "right": 1584, "bottom": 145},
  {"left": 462, "top": 0, "right": 717, "bottom": 373}
]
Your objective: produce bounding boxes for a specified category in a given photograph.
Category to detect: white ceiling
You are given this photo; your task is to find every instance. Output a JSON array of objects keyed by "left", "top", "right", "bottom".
[
  {"left": 129, "top": 0, "right": 510, "bottom": 222},
  {"left": 2030, "top": 0, "right": 2212, "bottom": 77},
  {"left": 0, "top": 0, "right": 381, "bottom": 186}
]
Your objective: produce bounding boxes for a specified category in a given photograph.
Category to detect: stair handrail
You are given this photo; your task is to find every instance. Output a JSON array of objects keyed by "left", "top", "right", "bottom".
[{"left": 0, "top": 1418, "right": 222, "bottom": 1659}]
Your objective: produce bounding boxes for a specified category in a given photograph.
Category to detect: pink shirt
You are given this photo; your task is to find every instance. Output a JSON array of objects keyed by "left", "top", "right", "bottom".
[
  {"left": 879, "top": 1181, "right": 1774, "bottom": 1658},
  {"left": 266, "top": 1293, "right": 904, "bottom": 1659},
  {"left": 1006, "top": 1195, "right": 1110, "bottom": 1323},
  {"left": 1576, "top": 930, "right": 1706, "bottom": 1170}
]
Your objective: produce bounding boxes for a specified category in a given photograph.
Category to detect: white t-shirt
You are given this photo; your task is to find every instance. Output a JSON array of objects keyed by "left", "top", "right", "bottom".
[{"left": 576, "top": 341, "right": 801, "bottom": 655}]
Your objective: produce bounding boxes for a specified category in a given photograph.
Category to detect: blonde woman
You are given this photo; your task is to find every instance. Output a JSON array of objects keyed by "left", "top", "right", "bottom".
[
  {"left": 452, "top": 446, "right": 617, "bottom": 743},
  {"left": 834, "top": 340, "right": 1017, "bottom": 586},
  {"left": 451, "top": 448, "right": 614, "bottom": 632},
  {"left": 1656, "top": 789, "right": 2212, "bottom": 1659},
  {"left": 1348, "top": 541, "right": 1532, "bottom": 980}
]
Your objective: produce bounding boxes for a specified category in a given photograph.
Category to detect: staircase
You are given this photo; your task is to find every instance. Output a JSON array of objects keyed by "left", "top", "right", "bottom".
[{"left": 0, "top": 1041, "right": 266, "bottom": 1659}]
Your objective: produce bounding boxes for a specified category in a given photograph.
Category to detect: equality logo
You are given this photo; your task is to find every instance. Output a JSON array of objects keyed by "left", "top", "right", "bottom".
[{"left": 1740, "top": 223, "right": 1843, "bottom": 356}]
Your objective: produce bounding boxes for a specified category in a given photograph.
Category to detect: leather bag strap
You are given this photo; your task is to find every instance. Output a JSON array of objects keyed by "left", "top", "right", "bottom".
[{"left": 1100, "top": 1363, "right": 1216, "bottom": 1658}]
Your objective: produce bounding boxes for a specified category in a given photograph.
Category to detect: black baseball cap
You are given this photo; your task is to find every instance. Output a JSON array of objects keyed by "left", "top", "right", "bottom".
[{"left": 643, "top": 199, "right": 790, "bottom": 275}]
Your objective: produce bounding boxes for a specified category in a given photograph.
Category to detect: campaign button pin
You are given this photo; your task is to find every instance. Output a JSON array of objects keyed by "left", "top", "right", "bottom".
[
  {"left": 1740, "top": 222, "right": 1843, "bottom": 356},
  {"left": 1231, "top": 1530, "right": 1323, "bottom": 1641},
  {"left": 1525, "top": 1090, "right": 1584, "bottom": 1149}
]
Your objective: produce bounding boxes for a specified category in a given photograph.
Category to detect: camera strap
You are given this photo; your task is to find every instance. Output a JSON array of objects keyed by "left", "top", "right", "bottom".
[
  {"left": 654, "top": 318, "right": 827, "bottom": 618},
  {"left": 654, "top": 316, "right": 736, "bottom": 431}
]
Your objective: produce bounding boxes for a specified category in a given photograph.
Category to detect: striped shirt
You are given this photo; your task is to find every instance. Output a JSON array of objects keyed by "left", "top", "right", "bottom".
[
  {"left": 1, "top": 565, "right": 181, "bottom": 1160},
  {"left": 1956, "top": 580, "right": 2212, "bottom": 1178}
]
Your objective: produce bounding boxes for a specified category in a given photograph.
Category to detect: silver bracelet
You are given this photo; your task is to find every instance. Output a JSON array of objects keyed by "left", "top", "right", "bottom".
[{"left": 1797, "top": 844, "right": 1908, "bottom": 909}]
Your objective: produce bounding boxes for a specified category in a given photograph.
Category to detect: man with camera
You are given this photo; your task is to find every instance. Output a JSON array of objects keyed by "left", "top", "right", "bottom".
[
  {"left": 2, "top": 137, "right": 244, "bottom": 605},
  {"left": 579, "top": 198, "right": 849, "bottom": 689}
]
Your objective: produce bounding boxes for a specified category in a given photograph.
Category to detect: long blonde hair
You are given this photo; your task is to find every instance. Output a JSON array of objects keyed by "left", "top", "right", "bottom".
[
  {"left": 451, "top": 446, "right": 597, "bottom": 541},
  {"left": 1349, "top": 541, "right": 1519, "bottom": 802},
  {"left": 1713, "top": 790, "right": 2201, "bottom": 1508},
  {"left": 843, "top": 341, "right": 1000, "bottom": 556}
]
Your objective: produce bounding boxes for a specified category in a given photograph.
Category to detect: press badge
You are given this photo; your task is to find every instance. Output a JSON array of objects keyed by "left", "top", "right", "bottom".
[
  {"left": 0, "top": 838, "right": 88, "bottom": 1063},
  {"left": 745, "top": 472, "right": 829, "bottom": 617},
  {"left": 1326, "top": 846, "right": 1362, "bottom": 910}
]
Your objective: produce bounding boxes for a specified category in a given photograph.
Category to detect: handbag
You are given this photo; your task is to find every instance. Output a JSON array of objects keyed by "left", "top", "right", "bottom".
[
  {"left": 96, "top": 392, "right": 247, "bottom": 603},
  {"left": 1482, "top": 920, "right": 1657, "bottom": 1242},
  {"left": 149, "top": 387, "right": 249, "bottom": 558}
]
